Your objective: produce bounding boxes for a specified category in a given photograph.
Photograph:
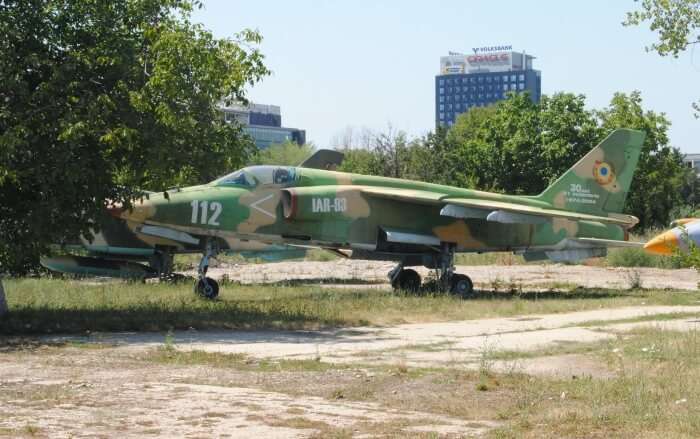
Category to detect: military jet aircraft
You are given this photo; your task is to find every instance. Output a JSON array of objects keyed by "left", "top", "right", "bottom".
[
  {"left": 108, "top": 129, "right": 645, "bottom": 299},
  {"left": 644, "top": 218, "right": 700, "bottom": 255}
]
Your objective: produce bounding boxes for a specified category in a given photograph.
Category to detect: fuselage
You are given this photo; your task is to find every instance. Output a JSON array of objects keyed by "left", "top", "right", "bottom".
[{"left": 116, "top": 165, "right": 626, "bottom": 256}]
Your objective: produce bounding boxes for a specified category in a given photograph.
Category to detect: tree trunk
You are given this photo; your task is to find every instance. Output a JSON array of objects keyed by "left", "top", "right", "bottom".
[{"left": 0, "top": 280, "right": 7, "bottom": 316}]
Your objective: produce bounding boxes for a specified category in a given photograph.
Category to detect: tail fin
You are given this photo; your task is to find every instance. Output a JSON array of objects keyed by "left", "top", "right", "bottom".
[{"left": 536, "top": 129, "right": 645, "bottom": 215}]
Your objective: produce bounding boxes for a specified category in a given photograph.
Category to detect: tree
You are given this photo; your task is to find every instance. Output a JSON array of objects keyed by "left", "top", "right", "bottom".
[
  {"left": 0, "top": 0, "right": 269, "bottom": 274},
  {"left": 447, "top": 92, "right": 601, "bottom": 194},
  {"left": 625, "top": 0, "right": 700, "bottom": 115},
  {"left": 249, "top": 141, "right": 314, "bottom": 166},
  {"left": 597, "top": 91, "right": 690, "bottom": 229},
  {"left": 337, "top": 126, "right": 413, "bottom": 178}
]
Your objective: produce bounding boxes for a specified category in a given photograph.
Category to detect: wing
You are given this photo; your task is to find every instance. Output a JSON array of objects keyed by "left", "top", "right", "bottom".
[{"left": 360, "top": 187, "right": 637, "bottom": 227}]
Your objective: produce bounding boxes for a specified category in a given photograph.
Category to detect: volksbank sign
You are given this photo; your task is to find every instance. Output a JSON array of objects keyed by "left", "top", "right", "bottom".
[
  {"left": 472, "top": 45, "right": 512, "bottom": 54},
  {"left": 439, "top": 45, "right": 533, "bottom": 74}
]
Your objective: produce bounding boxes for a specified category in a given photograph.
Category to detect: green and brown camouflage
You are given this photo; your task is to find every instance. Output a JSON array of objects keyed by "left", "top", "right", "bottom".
[
  {"left": 110, "top": 129, "right": 643, "bottom": 272},
  {"left": 42, "top": 129, "right": 645, "bottom": 294}
]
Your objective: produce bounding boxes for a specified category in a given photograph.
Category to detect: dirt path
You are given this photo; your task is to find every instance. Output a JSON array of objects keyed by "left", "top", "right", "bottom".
[
  {"left": 4, "top": 305, "right": 700, "bottom": 438},
  {"left": 51, "top": 305, "right": 700, "bottom": 373},
  {"left": 191, "top": 260, "right": 699, "bottom": 291}
]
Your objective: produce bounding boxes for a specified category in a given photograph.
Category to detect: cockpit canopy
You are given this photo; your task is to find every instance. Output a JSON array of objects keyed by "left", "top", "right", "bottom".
[{"left": 213, "top": 166, "right": 297, "bottom": 188}]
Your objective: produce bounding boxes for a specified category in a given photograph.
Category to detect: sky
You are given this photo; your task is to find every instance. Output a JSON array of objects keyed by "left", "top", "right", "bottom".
[{"left": 193, "top": 0, "right": 699, "bottom": 152}]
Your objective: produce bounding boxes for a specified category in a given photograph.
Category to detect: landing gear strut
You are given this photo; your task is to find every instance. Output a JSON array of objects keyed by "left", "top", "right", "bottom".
[
  {"left": 437, "top": 243, "right": 474, "bottom": 298},
  {"left": 194, "top": 241, "right": 219, "bottom": 299}
]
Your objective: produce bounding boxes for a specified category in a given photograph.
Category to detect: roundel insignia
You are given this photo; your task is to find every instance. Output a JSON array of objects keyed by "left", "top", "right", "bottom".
[{"left": 593, "top": 161, "right": 615, "bottom": 185}]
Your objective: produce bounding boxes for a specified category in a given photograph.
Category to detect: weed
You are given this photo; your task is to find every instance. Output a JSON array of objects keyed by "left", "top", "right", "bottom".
[{"left": 625, "top": 268, "right": 643, "bottom": 289}]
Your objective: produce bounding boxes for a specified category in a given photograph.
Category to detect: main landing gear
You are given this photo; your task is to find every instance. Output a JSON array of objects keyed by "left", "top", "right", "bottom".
[
  {"left": 194, "top": 242, "right": 219, "bottom": 299},
  {"left": 389, "top": 243, "right": 475, "bottom": 298}
]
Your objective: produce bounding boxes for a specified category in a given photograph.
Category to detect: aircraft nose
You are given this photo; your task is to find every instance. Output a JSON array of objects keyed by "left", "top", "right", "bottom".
[{"left": 643, "top": 230, "right": 678, "bottom": 255}]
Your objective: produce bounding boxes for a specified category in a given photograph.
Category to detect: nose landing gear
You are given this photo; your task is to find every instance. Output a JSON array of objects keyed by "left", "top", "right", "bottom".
[{"left": 195, "top": 242, "right": 219, "bottom": 299}]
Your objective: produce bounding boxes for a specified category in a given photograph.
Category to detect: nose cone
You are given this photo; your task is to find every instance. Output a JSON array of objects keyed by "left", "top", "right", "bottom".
[
  {"left": 643, "top": 230, "right": 678, "bottom": 255},
  {"left": 644, "top": 221, "right": 700, "bottom": 255}
]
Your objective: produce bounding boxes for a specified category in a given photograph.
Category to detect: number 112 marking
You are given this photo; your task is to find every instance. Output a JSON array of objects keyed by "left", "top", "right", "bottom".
[{"left": 190, "top": 200, "right": 222, "bottom": 226}]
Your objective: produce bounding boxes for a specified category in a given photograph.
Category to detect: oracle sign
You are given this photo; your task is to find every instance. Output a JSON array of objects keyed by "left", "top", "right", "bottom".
[{"left": 467, "top": 52, "right": 510, "bottom": 64}]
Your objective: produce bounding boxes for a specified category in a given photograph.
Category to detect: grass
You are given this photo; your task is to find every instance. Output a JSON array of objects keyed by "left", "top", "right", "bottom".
[
  {"left": 2, "top": 277, "right": 699, "bottom": 335},
  {"left": 149, "top": 344, "right": 340, "bottom": 373},
  {"left": 488, "top": 328, "right": 700, "bottom": 438}
]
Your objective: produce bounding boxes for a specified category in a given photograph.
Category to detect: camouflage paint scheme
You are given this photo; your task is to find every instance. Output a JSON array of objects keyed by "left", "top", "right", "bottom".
[{"left": 111, "top": 129, "right": 645, "bottom": 267}]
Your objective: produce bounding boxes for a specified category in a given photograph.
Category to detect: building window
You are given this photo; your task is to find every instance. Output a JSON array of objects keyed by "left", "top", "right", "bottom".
[
  {"left": 510, "top": 74, "right": 516, "bottom": 82},
  {"left": 494, "top": 76, "right": 500, "bottom": 82},
  {"left": 439, "top": 104, "right": 444, "bottom": 111},
  {"left": 478, "top": 76, "right": 484, "bottom": 83},
  {"left": 511, "top": 83, "right": 517, "bottom": 90},
  {"left": 487, "top": 85, "right": 492, "bottom": 91},
  {"left": 518, "top": 83, "right": 525, "bottom": 90},
  {"left": 439, "top": 96, "right": 444, "bottom": 103},
  {"left": 447, "top": 104, "right": 452, "bottom": 110},
  {"left": 519, "top": 74, "right": 525, "bottom": 81},
  {"left": 439, "top": 112, "right": 445, "bottom": 120},
  {"left": 470, "top": 77, "right": 476, "bottom": 83},
  {"left": 503, "top": 75, "right": 508, "bottom": 82},
  {"left": 447, "top": 79, "right": 453, "bottom": 85},
  {"left": 439, "top": 79, "right": 444, "bottom": 86},
  {"left": 503, "top": 84, "right": 508, "bottom": 91},
  {"left": 462, "top": 78, "right": 468, "bottom": 84},
  {"left": 439, "top": 87, "right": 444, "bottom": 94},
  {"left": 478, "top": 93, "right": 484, "bottom": 100}
]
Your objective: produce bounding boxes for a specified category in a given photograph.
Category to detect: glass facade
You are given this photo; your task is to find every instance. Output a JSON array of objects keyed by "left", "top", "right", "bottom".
[
  {"left": 435, "top": 69, "right": 541, "bottom": 127},
  {"left": 244, "top": 126, "right": 306, "bottom": 149},
  {"left": 220, "top": 103, "right": 306, "bottom": 149}
]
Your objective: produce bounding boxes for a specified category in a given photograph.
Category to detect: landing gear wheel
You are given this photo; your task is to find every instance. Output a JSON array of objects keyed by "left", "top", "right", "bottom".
[
  {"left": 392, "top": 269, "right": 422, "bottom": 293},
  {"left": 195, "top": 277, "right": 219, "bottom": 299},
  {"left": 450, "top": 274, "right": 474, "bottom": 299}
]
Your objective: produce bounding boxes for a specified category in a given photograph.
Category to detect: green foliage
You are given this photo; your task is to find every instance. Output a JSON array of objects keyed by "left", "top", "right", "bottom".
[
  {"left": 674, "top": 225, "right": 700, "bottom": 272},
  {"left": 625, "top": 0, "right": 700, "bottom": 57},
  {"left": 0, "top": 0, "right": 269, "bottom": 273},
  {"left": 606, "top": 247, "right": 680, "bottom": 269},
  {"left": 249, "top": 141, "right": 314, "bottom": 166},
  {"left": 625, "top": 0, "right": 700, "bottom": 115},
  {"left": 447, "top": 92, "right": 601, "bottom": 194}
]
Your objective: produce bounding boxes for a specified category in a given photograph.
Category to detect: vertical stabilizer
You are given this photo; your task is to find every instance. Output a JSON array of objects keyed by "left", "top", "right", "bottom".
[{"left": 536, "top": 129, "right": 645, "bottom": 215}]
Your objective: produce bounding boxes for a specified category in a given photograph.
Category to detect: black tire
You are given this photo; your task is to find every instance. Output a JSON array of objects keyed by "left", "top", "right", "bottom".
[
  {"left": 394, "top": 269, "right": 421, "bottom": 293},
  {"left": 450, "top": 274, "right": 474, "bottom": 298},
  {"left": 195, "top": 277, "right": 219, "bottom": 299}
]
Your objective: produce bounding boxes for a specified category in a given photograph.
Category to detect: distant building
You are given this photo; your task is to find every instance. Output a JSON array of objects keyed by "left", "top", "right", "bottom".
[
  {"left": 219, "top": 102, "right": 306, "bottom": 149},
  {"left": 683, "top": 154, "right": 700, "bottom": 176},
  {"left": 435, "top": 45, "right": 541, "bottom": 127}
]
